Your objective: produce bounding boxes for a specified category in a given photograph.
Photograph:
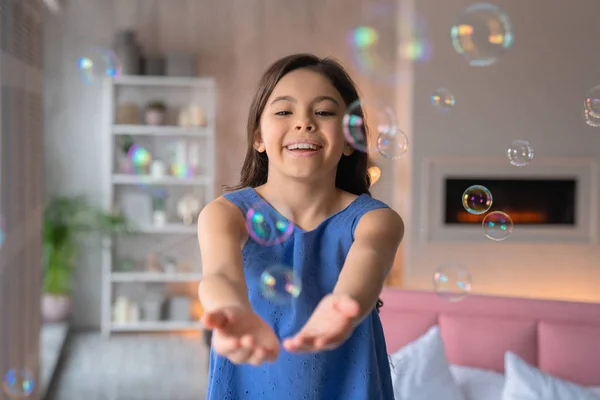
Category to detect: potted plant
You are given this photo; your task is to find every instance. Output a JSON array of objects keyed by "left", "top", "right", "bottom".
[
  {"left": 42, "top": 195, "right": 133, "bottom": 322},
  {"left": 144, "top": 100, "right": 168, "bottom": 126},
  {"left": 117, "top": 135, "right": 134, "bottom": 173}
]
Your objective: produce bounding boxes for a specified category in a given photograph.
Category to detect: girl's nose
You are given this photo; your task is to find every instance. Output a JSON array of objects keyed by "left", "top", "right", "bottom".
[{"left": 295, "top": 120, "right": 315, "bottom": 132}]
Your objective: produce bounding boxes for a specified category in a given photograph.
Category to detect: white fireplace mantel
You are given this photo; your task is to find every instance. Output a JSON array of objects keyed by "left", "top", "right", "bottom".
[{"left": 418, "top": 156, "right": 599, "bottom": 244}]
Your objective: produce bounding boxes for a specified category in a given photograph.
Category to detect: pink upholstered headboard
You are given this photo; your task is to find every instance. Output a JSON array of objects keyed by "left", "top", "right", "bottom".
[{"left": 380, "top": 287, "right": 600, "bottom": 386}]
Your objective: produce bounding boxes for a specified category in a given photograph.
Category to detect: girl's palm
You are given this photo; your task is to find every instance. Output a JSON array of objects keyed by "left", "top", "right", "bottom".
[
  {"left": 202, "top": 305, "right": 280, "bottom": 365},
  {"left": 283, "top": 294, "right": 360, "bottom": 353}
]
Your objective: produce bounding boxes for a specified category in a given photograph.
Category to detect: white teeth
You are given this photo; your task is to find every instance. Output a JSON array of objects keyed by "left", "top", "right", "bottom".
[{"left": 286, "top": 143, "right": 319, "bottom": 150}]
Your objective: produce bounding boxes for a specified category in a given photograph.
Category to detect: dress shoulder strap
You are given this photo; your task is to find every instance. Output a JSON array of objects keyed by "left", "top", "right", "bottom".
[{"left": 343, "top": 194, "right": 390, "bottom": 239}]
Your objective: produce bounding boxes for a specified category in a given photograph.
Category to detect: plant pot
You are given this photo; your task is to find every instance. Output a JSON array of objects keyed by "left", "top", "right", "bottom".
[
  {"left": 41, "top": 294, "right": 71, "bottom": 323},
  {"left": 145, "top": 109, "right": 165, "bottom": 126}
]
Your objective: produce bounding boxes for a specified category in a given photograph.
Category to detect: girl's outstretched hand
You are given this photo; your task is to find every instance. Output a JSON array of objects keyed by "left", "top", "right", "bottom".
[
  {"left": 282, "top": 294, "right": 360, "bottom": 353},
  {"left": 202, "top": 305, "right": 280, "bottom": 365}
]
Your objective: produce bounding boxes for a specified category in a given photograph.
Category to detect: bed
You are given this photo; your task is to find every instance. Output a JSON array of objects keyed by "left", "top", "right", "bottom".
[{"left": 379, "top": 287, "right": 600, "bottom": 400}]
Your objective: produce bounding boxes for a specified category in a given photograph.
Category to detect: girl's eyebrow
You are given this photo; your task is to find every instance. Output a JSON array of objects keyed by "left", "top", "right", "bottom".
[{"left": 269, "top": 95, "right": 340, "bottom": 106}]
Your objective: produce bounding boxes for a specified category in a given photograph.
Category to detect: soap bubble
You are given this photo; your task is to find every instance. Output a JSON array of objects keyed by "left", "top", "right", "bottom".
[
  {"left": 246, "top": 202, "right": 293, "bottom": 246},
  {"left": 367, "top": 166, "right": 382, "bottom": 186},
  {"left": 430, "top": 88, "right": 456, "bottom": 112},
  {"left": 343, "top": 99, "right": 396, "bottom": 153},
  {"left": 482, "top": 211, "right": 514, "bottom": 241},
  {"left": 584, "top": 85, "right": 600, "bottom": 118},
  {"left": 376, "top": 129, "right": 409, "bottom": 160},
  {"left": 78, "top": 48, "right": 121, "bottom": 84},
  {"left": 127, "top": 144, "right": 152, "bottom": 174},
  {"left": 507, "top": 140, "right": 534, "bottom": 167},
  {"left": 3, "top": 368, "right": 35, "bottom": 398},
  {"left": 583, "top": 108, "right": 600, "bottom": 128},
  {"left": 433, "top": 262, "right": 472, "bottom": 302},
  {"left": 259, "top": 264, "right": 301, "bottom": 304},
  {"left": 450, "top": 3, "right": 513, "bottom": 67},
  {"left": 462, "top": 185, "right": 493, "bottom": 215},
  {"left": 0, "top": 215, "right": 4, "bottom": 250}
]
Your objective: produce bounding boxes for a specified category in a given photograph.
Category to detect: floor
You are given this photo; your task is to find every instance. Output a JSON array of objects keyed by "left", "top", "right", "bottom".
[
  {"left": 49, "top": 332, "right": 210, "bottom": 400},
  {"left": 40, "top": 322, "right": 69, "bottom": 398}
]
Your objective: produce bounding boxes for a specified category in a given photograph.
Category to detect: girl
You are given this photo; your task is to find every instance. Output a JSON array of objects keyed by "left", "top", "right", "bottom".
[{"left": 197, "top": 53, "right": 404, "bottom": 400}]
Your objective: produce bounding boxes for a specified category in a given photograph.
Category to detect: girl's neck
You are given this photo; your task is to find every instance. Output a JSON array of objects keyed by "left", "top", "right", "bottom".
[{"left": 256, "top": 173, "right": 342, "bottom": 229}]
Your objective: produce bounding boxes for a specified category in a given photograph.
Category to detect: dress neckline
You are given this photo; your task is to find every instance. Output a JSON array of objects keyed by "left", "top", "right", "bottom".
[{"left": 246, "top": 187, "right": 366, "bottom": 234}]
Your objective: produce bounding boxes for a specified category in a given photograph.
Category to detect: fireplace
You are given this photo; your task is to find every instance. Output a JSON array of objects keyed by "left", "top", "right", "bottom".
[
  {"left": 420, "top": 157, "right": 598, "bottom": 243},
  {"left": 444, "top": 178, "right": 576, "bottom": 226}
]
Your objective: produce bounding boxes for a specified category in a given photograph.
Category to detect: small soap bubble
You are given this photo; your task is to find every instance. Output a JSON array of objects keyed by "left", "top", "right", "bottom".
[
  {"left": 430, "top": 88, "right": 456, "bottom": 112},
  {"left": 78, "top": 48, "right": 121, "bottom": 84},
  {"left": 450, "top": 3, "right": 513, "bottom": 67},
  {"left": 583, "top": 108, "right": 600, "bottom": 128},
  {"left": 433, "top": 262, "right": 471, "bottom": 302},
  {"left": 482, "top": 211, "right": 513, "bottom": 241},
  {"left": 507, "top": 140, "right": 534, "bottom": 167},
  {"left": 3, "top": 368, "right": 35, "bottom": 398},
  {"left": 343, "top": 99, "right": 396, "bottom": 153},
  {"left": 246, "top": 202, "right": 293, "bottom": 246},
  {"left": 376, "top": 129, "right": 408, "bottom": 160},
  {"left": 127, "top": 144, "right": 152, "bottom": 174},
  {"left": 367, "top": 166, "right": 382, "bottom": 186},
  {"left": 0, "top": 214, "right": 4, "bottom": 250},
  {"left": 462, "top": 185, "right": 493, "bottom": 215},
  {"left": 259, "top": 264, "right": 301, "bottom": 304},
  {"left": 584, "top": 86, "right": 600, "bottom": 118},
  {"left": 171, "top": 163, "right": 193, "bottom": 179}
]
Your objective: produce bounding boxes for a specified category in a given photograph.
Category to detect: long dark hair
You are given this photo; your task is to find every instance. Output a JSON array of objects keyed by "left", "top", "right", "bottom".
[{"left": 225, "top": 53, "right": 383, "bottom": 313}]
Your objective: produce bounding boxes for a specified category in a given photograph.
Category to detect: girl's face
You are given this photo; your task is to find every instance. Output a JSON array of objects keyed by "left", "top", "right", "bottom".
[{"left": 256, "top": 68, "right": 353, "bottom": 182}]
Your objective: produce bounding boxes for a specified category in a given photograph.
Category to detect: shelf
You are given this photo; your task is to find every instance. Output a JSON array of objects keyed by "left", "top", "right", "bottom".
[
  {"left": 111, "top": 272, "right": 202, "bottom": 282},
  {"left": 110, "top": 321, "right": 204, "bottom": 332},
  {"left": 112, "top": 75, "right": 215, "bottom": 89},
  {"left": 112, "top": 125, "right": 211, "bottom": 137},
  {"left": 112, "top": 174, "right": 211, "bottom": 186},
  {"left": 134, "top": 224, "right": 197, "bottom": 234}
]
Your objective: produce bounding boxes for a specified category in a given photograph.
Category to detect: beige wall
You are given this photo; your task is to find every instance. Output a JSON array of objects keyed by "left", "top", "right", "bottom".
[{"left": 1, "top": 0, "right": 45, "bottom": 398}]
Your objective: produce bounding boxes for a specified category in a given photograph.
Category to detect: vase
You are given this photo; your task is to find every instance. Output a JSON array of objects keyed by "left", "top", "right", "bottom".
[
  {"left": 145, "top": 109, "right": 165, "bottom": 126},
  {"left": 41, "top": 294, "right": 71, "bottom": 323}
]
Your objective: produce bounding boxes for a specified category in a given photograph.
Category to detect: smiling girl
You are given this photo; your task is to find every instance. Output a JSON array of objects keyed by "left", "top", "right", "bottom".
[{"left": 197, "top": 53, "right": 404, "bottom": 400}]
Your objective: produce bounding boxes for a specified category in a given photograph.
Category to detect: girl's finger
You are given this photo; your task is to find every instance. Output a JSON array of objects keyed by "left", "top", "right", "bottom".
[
  {"left": 247, "top": 347, "right": 267, "bottom": 366},
  {"left": 240, "top": 334, "right": 255, "bottom": 349},
  {"left": 227, "top": 347, "right": 253, "bottom": 365}
]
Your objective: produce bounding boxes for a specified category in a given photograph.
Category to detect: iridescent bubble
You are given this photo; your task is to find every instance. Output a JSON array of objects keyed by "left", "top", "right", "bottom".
[
  {"left": 584, "top": 86, "right": 600, "bottom": 118},
  {"left": 583, "top": 108, "right": 600, "bottom": 128},
  {"left": 171, "top": 162, "right": 193, "bottom": 179},
  {"left": 376, "top": 129, "right": 409, "bottom": 160},
  {"left": 462, "top": 185, "right": 493, "bottom": 215},
  {"left": 367, "top": 166, "right": 382, "bottom": 186},
  {"left": 246, "top": 202, "right": 293, "bottom": 246},
  {"left": 343, "top": 99, "right": 396, "bottom": 153},
  {"left": 348, "top": 3, "right": 430, "bottom": 84},
  {"left": 482, "top": 211, "right": 514, "bottom": 241},
  {"left": 127, "top": 144, "right": 152, "bottom": 174},
  {"left": 451, "top": 3, "right": 513, "bottom": 67},
  {"left": 3, "top": 368, "right": 35, "bottom": 398},
  {"left": 507, "top": 140, "right": 534, "bottom": 167},
  {"left": 430, "top": 88, "right": 456, "bottom": 112},
  {"left": 433, "top": 262, "right": 472, "bottom": 302},
  {"left": 78, "top": 48, "right": 121, "bottom": 84},
  {"left": 0, "top": 215, "right": 4, "bottom": 250},
  {"left": 259, "top": 264, "right": 301, "bottom": 304}
]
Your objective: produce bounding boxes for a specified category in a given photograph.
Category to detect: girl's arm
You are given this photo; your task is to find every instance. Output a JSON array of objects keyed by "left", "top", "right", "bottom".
[
  {"left": 332, "top": 207, "right": 404, "bottom": 325},
  {"left": 197, "top": 197, "right": 251, "bottom": 312}
]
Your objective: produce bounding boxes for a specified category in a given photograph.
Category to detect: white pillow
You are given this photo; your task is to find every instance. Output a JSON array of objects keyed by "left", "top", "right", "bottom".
[
  {"left": 502, "top": 351, "right": 600, "bottom": 400},
  {"left": 389, "top": 325, "right": 464, "bottom": 400},
  {"left": 450, "top": 365, "right": 505, "bottom": 400}
]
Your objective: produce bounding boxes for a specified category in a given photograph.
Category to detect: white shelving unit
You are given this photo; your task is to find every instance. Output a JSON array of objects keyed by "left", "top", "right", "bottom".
[{"left": 100, "top": 75, "right": 216, "bottom": 337}]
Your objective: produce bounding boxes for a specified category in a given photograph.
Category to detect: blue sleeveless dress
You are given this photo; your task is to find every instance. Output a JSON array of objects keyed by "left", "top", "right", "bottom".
[{"left": 206, "top": 187, "right": 394, "bottom": 400}]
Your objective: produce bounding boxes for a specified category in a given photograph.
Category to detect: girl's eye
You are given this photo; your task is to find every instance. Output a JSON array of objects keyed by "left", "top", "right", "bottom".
[
  {"left": 316, "top": 111, "right": 336, "bottom": 116},
  {"left": 275, "top": 111, "right": 291, "bottom": 116}
]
